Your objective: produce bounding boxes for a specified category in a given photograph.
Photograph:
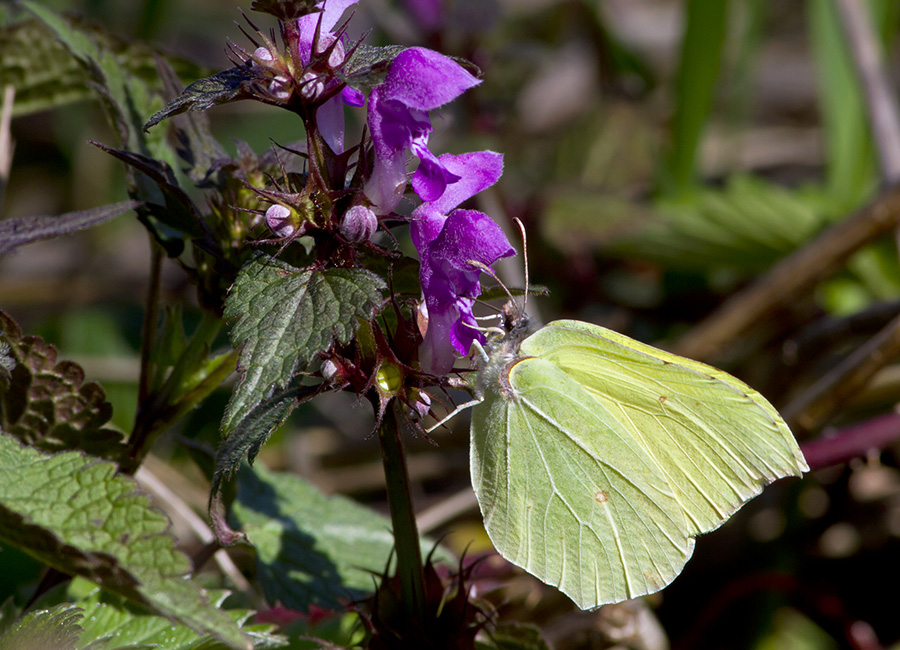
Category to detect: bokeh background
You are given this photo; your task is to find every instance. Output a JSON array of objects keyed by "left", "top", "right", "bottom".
[{"left": 4, "top": 0, "right": 900, "bottom": 648}]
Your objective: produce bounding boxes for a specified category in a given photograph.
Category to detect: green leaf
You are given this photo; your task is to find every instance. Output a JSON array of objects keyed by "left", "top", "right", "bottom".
[
  {"left": 0, "top": 202, "right": 139, "bottom": 257},
  {"left": 0, "top": 311, "right": 126, "bottom": 462},
  {"left": 608, "top": 176, "right": 829, "bottom": 274},
  {"left": 342, "top": 44, "right": 408, "bottom": 92},
  {"left": 231, "top": 463, "right": 452, "bottom": 611},
  {"left": 21, "top": 2, "right": 145, "bottom": 150},
  {"left": 0, "top": 16, "right": 208, "bottom": 118},
  {"left": 66, "top": 581, "right": 285, "bottom": 650},
  {"left": 0, "top": 434, "right": 253, "bottom": 650},
  {"left": 221, "top": 254, "right": 386, "bottom": 435},
  {"left": 0, "top": 605, "right": 83, "bottom": 650},
  {"left": 475, "top": 622, "right": 551, "bottom": 650},
  {"left": 662, "top": 0, "right": 730, "bottom": 192},
  {"left": 0, "top": 340, "right": 13, "bottom": 378},
  {"left": 211, "top": 377, "right": 317, "bottom": 499},
  {"left": 144, "top": 67, "right": 257, "bottom": 132},
  {"left": 808, "top": 0, "right": 878, "bottom": 208},
  {"left": 90, "top": 142, "right": 205, "bottom": 238}
]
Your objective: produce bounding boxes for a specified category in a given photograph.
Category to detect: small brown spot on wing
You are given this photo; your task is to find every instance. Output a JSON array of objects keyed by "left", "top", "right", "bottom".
[
  {"left": 595, "top": 490, "right": 608, "bottom": 504},
  {"left": 659, "top": 395, "right": 667, "bottom": 405}
]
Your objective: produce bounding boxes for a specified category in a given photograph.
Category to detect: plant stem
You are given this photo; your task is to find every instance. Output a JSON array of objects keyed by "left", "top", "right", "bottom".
[{"left": 377, "top": 401, "right": 427, "bottom": 621}]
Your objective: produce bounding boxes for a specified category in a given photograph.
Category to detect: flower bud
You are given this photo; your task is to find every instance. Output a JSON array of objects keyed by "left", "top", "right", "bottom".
[
  {"left": 410, "top": 389, "right": 432, "bottom": 419},
  {"left": 266, "top": 204, "right": 302, "bottom": 238},
  {"left": 321, "top": 358, "right": 349, "bottom": 385},
  {"left": 299, "top": 71, "right": 325, "bottom": 100},
  {"left": 339, "top": 206, "right": 378, "bottom": 243},
  {"left": 253, "top": 47, "right": 274, "bottom": 63}
]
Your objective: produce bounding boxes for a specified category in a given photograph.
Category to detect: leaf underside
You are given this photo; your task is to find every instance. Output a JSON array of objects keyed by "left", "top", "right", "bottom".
[{"left": 471, "top": 319, "right": 807, "bottom": 609}]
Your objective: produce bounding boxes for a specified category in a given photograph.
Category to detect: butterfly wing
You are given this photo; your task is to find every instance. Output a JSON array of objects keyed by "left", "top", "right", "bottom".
[
  {"left": 521, "top": 320, "right": 808, "bottom": 536},
  {"left": 471, "top": 354, "right": 695, "bottom": 609}
]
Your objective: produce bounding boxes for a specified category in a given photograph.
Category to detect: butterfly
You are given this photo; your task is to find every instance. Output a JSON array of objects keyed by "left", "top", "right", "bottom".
[{"left": 467, "top": 304, "right": 808, "bottom": 609}]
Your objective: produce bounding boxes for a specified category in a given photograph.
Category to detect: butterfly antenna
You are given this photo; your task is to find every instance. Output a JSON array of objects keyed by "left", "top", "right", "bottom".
[
  {"left": 468, "top": 259, "right": 514, "bottom": 303},
  {"left": 513, "top": 217, "right": 529, "bottom": 313}
]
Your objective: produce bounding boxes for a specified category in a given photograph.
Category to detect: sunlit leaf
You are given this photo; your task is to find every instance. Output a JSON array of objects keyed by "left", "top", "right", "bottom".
[
  {"left": 0, "top": 434, "right": 253, "bottom": 650},
  {"left": 0, "top": 16, "right": 207, "bottom": 118},
  {"left": 144, "top": 67, "right": 256, "bottom": 131},
  {"left": 221, "top": 254, "right": 386, "bottom": 435},
  {"left": 0, "top": 605, "right": 82, "bottom": 650}
]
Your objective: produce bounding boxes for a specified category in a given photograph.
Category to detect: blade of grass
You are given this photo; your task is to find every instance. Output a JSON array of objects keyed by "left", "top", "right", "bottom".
[{"left": 662, "top": 0, "right": 730, "bottom": 194}]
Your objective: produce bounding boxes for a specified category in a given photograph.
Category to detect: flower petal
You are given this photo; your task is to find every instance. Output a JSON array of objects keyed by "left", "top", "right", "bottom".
[
  {"left": 426, "top": 151, "right": 503, "bottom": 215},
  {"left": 430, "top": 208, "right": 515, "bottom": 271},
  {"left": 381, "top": 47, "right": 480, "bottom": 111},
  {"left": 317, "top": 94, "right": 346, "bottom": 153},
  {"left": 410, "top": 143, "right": 461, "bottom": 202},
  {"left": 298, "top": 0, "right": 359, "bottom": 64}
]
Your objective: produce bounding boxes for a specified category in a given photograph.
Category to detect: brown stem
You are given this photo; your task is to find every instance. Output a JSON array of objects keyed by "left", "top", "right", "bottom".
[
  {"left": 672, "top": 184, "right": 900, "bottom": 361},
  {"left": 782, "top": 311, "right": 900, "bottom": 436}
]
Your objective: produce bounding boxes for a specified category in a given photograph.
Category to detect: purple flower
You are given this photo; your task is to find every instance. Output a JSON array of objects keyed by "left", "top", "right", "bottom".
[
  {"left": 297, "top": 0, "right": 366, "bottom": 153},
  {"left": 411, "top": 151, "right": 515, "bottom": 374},
  {"left": 364, "top": 47, "right": 480, "bottom": 214}
]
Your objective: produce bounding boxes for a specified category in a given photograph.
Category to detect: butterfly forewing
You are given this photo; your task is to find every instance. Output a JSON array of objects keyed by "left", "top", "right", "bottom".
[
  {"left": 471, "top": 354, "right": 695, "bottom": 609},
  {"left": 520, "top": 320, "right": 808, "bottom": 535}
]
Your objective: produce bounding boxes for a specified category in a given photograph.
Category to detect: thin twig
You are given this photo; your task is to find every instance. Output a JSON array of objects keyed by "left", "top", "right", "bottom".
[
  {"left": 0, "top": 85, "right": 15, "bottom": 215},
  {"left": 783, "top": 312, "right": 900, "bottom": 436},
  {"left": 673, "top": 184, "right": 900, "bottom": 360},
  {"left": 135, "top": 465, "right": 256, "bottom": 596}
]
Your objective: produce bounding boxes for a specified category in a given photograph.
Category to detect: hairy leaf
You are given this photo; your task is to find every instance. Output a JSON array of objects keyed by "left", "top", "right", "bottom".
[
  {"left": 342, "top": 44, "right": 407, "bottom": 92},
  {"left": 0, "top": 434, "right": 252, "bottom": 650},
  {"left": 0, "top": 202, "right": 139, "bottom": 256},
  {"left": 0, "top": 311, "right": 126, "bottom": 462},
  {"left": 144, "top": 67, "right": 257, "bottom": 131},
  {"left": 22, "top": 2, "right": 149, "bottom": 151},
  {"left": 0, "top": 16, "right": 208, "bottom": 118},
  {"left": 221, "top": 254, "right": 386, "bottom": 435},
  {"left": 231, "top": 463, "right": 452, "bottom": 610},
  {"left": 0, "top": 605, "right": 83, "bottom": 650},
  {"left": 67, "top": 581, "right": 284, "bottom": 650},
  {"left": 0, "top": 340, "right": 13, "bottom": 378},
  {"left": 212, "top": 377, "right": 319, "bottom": 499},
  {"left": 91, "top": 143, "right": 205, "bottom": 238}
]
